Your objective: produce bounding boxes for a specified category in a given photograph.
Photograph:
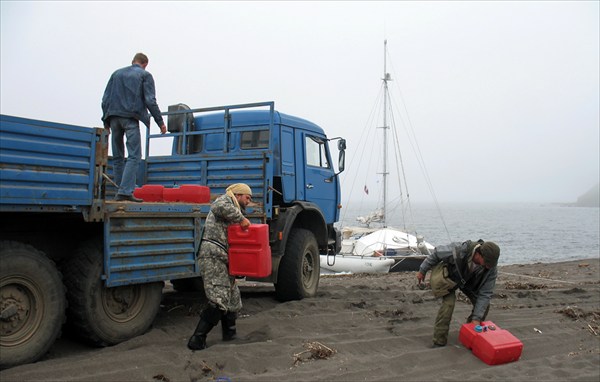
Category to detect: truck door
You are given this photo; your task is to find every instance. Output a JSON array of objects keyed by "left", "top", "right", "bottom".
[
  {"left": 300, "top": 132, "right": 338, "bottom": 223},
  {"left": 281, "top": 127, "right": 296, "bottom": 201}
]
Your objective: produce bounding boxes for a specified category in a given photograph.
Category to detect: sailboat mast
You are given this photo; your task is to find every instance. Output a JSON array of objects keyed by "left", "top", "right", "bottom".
[{"left": 382, "top": 40, "right": 390, "bottom": 228}]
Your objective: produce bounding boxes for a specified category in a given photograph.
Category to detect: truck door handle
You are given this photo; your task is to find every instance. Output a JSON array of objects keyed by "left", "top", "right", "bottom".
[{"left": 306, "top": 184, "right": 314, "bottom": 189}]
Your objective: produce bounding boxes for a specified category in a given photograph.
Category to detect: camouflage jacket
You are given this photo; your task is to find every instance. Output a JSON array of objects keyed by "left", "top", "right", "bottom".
[{"left": 201, "top": 193, "right": 246, "bottom": 255}]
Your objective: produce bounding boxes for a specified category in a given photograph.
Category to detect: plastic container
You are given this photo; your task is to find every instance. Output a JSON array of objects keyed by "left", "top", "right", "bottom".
[
  {"left": 178, "top": 185, "right": 210, "bottom": 203},
  {"left": 163, "top": 185, "right": 210, "bottom": 203},
  {"left": 459, "top": 321, "right": 523, "bottom": 365},
  {"left": 162, "top": 187, "right": 179, "bottom": 202},
  {"left": 133, "top": 185, "right": 164, "bottom": 202},
  {"left": 227, "top": 224, "right": 271, "bottom": 278},
  {"left": 460, "top": 321, "right": 495, "bottom": 348}
]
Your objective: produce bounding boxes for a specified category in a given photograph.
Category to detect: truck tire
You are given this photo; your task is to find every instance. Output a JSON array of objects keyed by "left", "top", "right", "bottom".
[
  {"left": 171, "top": 277, "right": 205, "bottom": 293},
  {"left": 0, "top": 241, "right": 66, "bottom": 369},
  {"left": 275, "top": 228, "right": 320, "bottom": 301},
  {"left": 62, "top": 239, "right": 163, "bottom": 347}
]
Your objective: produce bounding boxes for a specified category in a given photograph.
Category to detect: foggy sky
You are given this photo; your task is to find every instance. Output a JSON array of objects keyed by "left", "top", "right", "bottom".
[{"left": 1, "top": 1, "right": 598, "bottom": 204}]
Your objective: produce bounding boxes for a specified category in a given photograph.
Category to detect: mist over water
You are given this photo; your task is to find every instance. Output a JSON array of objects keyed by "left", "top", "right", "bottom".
[{"left": 337, "top": 202, "right": 600, "bottom": 265}]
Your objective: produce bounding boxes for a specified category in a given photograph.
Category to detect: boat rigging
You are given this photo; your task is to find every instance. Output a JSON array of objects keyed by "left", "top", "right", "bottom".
[{"left": 322, "top": 39, "right": 451, "bottom": 274}]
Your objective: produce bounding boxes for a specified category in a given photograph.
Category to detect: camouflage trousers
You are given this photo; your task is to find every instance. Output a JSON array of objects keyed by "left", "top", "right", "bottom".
[{"left": 198, "top": 242, "right": 242, "bottom": 312}]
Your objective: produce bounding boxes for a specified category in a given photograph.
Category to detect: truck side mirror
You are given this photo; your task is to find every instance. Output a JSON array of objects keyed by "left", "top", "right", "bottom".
[
  {"left": 338, "top": 150, "right": 345, "bottom": 173},
  {"left": 328, "top": 137, "right": 346, "bottom": 178}
]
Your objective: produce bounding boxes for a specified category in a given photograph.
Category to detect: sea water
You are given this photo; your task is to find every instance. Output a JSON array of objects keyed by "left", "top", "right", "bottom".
[{"left": 337, "top": 202, "right": 600, "bottom": 265}]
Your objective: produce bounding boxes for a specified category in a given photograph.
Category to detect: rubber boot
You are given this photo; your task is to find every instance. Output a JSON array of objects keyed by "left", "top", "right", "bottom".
[
  {"left": 221, "top": 311, "right": 237, "bottom": 341},
  {"left": 187, "top": 304, "right": 223, "bottom": 350}
]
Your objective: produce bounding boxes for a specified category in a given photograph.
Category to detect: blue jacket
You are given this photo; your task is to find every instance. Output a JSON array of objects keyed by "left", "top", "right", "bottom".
[{"left": 101, "top": 64, "right": 164, "bottom": 128}]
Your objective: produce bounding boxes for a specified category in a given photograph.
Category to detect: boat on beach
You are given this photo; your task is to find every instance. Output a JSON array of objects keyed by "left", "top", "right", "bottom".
[
  {"left": 321, "top": 227, "right": 433, "bottom": 274},
  {"left": 329, "top": 40, "right": 445, "bottom": 274},
  {"left": 320, "top": 254, "right": 395, "bottom": 275},
  {"left": 333, "top": 226, "right": 434, "bottom": 273}
]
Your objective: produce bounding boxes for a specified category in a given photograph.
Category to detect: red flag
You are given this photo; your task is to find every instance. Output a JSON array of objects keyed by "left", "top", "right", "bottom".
[{"left": 364, "top": 185, "right": 369, "bottom": 195}]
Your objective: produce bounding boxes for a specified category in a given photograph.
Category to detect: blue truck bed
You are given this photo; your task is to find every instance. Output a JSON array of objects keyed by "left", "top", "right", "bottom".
[
  {"left": 102, "top": 201, "right": 209, "bottom": 286},
  {"left": 0, "top": 114, "right": 105, "bottom": 213},
  {"left": 0, "top": 114, "right": 203, "bottom": 286}
]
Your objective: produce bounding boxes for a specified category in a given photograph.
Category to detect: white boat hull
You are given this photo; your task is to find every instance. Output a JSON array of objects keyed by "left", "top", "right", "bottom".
[{"left": 320, "top": 254, "right": 395, "bottom": 274}]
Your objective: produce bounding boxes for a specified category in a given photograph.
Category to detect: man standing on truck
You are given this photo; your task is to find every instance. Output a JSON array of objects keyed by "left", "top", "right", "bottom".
[
  {"left": 101, "top": 52, "right": 167, "bottom": 202},
  {"left": 188, "top": 183, "right": 252, "bottom": 350},
  {"left": 416, "top": 240, "right": 500, "bottom": 348}
]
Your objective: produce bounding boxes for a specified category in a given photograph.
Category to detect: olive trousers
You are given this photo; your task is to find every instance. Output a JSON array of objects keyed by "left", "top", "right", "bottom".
[
  {"left": 433, "top": 291, "right": 456, "bottom": 346},
  {"left": 432, "top": 291, "right": 490, "bottom": 346}
]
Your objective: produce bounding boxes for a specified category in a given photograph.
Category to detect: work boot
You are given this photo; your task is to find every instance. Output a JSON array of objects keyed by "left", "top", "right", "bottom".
[
  {"left": 187, "top": 304, "right": 223, "bottom": 351},
  {"left": 221, "top": 311, "right": 237, "bottom": 341},
  {"left": 187, "top": 320, "right": 212, "bottom": 350},
  {"left": 114, "top": 194, "right": 143, "bottom": 203}
]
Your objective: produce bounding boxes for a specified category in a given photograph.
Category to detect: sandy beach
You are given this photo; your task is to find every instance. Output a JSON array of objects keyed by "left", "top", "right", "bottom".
[{"left": 1, "top": 259, "right": 598, "bottom": 382}]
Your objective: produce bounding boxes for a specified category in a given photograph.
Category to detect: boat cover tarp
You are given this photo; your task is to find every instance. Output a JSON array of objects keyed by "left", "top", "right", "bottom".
[{"left": 353, "top": 228, "right": 435, "bottom": 256}]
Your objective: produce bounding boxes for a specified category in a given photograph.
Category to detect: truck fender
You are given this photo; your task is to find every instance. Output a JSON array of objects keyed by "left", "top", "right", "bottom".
[{"left": 271, "top": 202, "right": 327, "bottom": 258}]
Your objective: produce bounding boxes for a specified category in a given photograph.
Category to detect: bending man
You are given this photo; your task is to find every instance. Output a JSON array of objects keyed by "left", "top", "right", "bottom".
[{"left": 416, "top": 240, "right": 500, "bottom": 347}]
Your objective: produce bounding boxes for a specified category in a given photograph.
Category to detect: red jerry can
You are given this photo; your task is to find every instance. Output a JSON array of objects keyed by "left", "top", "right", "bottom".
[
  {"left": 177, "top": 185, "right": 210, "bottom": 203},
  {"left": 459, "top": 321, "right": 523, "bottom": 365},
  {"left": 133, "top": 185, "right": 164, "bottom": 202},
  {"left": 163, "top": 185, "right": 210, "bottom": 203},
  {"left": 227, "top": 224, "right": 271, "bottom": 278}
]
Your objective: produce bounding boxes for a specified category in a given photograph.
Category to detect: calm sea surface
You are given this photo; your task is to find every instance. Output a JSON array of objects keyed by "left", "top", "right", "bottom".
[{"left": 337, "top": 202, "right": 600, "bottom": 265}]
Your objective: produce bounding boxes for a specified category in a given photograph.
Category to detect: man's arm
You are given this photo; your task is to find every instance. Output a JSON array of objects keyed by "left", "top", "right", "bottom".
[
  {"left": 471, "top": 267, "right": 498, "bottom": 321},
  {"left": 101, "top": 75, "right": 114, "bottom": 128},
  {"left": 416, "top": 244, "right": 457, "bottom": 284},
  {"left": 142, "top": 72, "right": 166, "bottom": 131},
  {"left": 211, "top": 196, "right": 246, "bottom": 224}
]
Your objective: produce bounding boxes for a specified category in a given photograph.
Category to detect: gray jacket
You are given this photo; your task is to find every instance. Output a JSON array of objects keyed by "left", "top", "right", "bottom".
[{"left": 419, "top": 240, "right": 498, "bottom": 321}]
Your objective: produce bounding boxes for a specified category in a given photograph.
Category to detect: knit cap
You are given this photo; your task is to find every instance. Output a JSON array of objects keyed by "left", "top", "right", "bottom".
[{"left": 480, "top": 242, "right": 500, "bottom": 267}]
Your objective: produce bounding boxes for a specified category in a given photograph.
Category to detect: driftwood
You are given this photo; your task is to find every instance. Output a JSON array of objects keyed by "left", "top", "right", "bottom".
[{"left": 292, "top": 341, "right": 337, "bottom": 366}]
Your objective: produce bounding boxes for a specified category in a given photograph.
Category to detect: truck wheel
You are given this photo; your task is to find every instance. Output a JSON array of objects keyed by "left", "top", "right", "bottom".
[
  {"left": 275, "top": 228, "right": 320, "bottom": 301},
  {"left": 0, "top": 241, "right": 66, "bottom": 369},
  {"left": 171, "top": 277, "right": 205, "bottom": 293},
  {"left": 62, "top": 240, "right": 163, "bottom": 346}
]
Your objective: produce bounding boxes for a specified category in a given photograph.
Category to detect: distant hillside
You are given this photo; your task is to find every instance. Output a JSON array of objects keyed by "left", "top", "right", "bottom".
[{"left": 576, "top": 183, "right": 600, "bottom": 207}]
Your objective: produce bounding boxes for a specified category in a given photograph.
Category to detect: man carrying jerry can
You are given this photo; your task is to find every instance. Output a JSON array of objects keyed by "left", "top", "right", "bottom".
[{"left": 187, "top": 183, "right": 252, "bottom": 351}]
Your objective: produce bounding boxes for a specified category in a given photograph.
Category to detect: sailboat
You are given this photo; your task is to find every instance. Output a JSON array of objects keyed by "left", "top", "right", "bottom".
[{"left": 321, "top": 40, "right": 439, "bottom": 275}]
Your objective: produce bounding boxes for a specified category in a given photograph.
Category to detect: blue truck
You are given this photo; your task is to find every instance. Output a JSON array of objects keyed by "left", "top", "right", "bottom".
[{"left": 0, "top": 101, "right": 345, "bottom": 368}]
